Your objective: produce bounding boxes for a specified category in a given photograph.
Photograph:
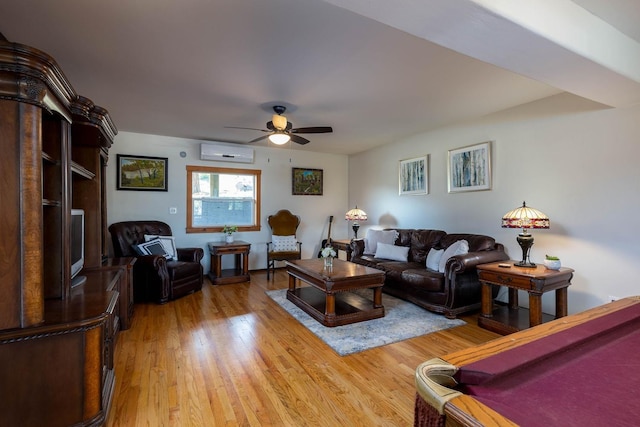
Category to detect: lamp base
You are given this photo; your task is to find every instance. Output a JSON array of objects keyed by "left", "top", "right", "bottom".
[
  {"left": 352, "top": 223, "right": 360, "bottom": 239},
  {"left": 514, "top": 260, "right": 537, "bottom": 268},
  {"left": 516, "top": 232, "right": 536, "bottom": 268}
]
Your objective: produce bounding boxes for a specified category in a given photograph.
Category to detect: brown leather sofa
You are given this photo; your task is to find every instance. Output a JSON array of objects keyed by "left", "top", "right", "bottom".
[
  {"left": 348, "top": 229, "right": 508, "bottom": 318},
  {"left": 109, "top": 221, "right": 204, "bottom": 304}
]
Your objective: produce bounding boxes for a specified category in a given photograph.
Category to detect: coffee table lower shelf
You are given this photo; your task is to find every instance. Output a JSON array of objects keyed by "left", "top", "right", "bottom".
[{"left": 287, "top": 287, "right": 384, "bottom": 327}]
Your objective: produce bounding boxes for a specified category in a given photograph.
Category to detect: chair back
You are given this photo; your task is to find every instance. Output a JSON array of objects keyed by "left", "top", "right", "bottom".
[{"left": 268, "top": 210, "right": 300, "bottom": 236}]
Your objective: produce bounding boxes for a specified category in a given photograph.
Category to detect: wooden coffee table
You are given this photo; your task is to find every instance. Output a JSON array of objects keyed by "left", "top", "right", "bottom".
[{"left": 285, "top": 258, "right": 385, "bottom": 327}]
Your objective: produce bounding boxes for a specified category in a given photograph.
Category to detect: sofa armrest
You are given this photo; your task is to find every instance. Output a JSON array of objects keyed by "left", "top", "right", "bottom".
[
  {"left": 132, "top": 254, "right": 171, "bottom": 303},
  {"left": 177, "top": 247, "right": 204, "bottom": 263},
  {"left": 135, "top": 254, "right": 169, "bottom": 271},
  {"left": 445, "top": 248, "right": 509, "bottom": 275},
  {"left": 349, "top": 239, "right": 365, "bottom": 258}
]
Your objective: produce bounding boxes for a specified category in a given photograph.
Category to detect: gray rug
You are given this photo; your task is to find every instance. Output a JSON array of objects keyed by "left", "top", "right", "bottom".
[{"left": 265, "top": 288, "right": 465, "bottom": 356}]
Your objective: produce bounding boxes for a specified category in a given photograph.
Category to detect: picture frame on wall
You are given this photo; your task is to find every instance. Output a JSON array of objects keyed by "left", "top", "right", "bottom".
[
  {"left": 448, "top": 141, "right": 492, "bottom": 193},
  {"left": 399, "top": 155, "right": 428, "bottom": 195},
  {"left": 117, "top": 154, "right": 168, "bottom": 191},
  {"left": 292, "top": 168, "right": 323, "bottom": 195}
]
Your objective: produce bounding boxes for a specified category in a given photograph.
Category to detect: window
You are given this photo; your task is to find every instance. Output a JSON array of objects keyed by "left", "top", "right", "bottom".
[{"left": 186, "top": 165, "right": 261, "bottom": 233}]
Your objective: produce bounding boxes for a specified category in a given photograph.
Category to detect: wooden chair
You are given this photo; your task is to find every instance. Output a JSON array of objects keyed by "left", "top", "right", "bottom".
[{"left": 266, "top": 210, "right": 302, "bottom": 279}]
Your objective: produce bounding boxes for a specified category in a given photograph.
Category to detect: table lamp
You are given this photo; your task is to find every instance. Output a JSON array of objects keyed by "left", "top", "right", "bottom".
[
  {"left": 345, "top": 206, "right": 367, "bottom": 239},
  {"left": 501, "top": 201, "right": 550, "bottom": 268}
]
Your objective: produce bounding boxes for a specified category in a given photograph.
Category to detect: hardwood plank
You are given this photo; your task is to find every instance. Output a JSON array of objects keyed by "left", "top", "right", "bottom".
[{"left": 108, "top": 269, "right": 500, "bottom": 426}]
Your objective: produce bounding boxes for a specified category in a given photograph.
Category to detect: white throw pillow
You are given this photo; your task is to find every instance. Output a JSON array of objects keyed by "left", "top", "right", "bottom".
[
  {"left": 374, "top": 242, "right": 409, "bottom": 261},
  {"left": 426, "top": 248, "right": 444, "bottom": 271},
  {"left": 271, "top": 235, "right": 298, "bottom": 252},
  {"left": 363, "top": 229, "right": 399, "bottom": 255},
  {"left": 145, "top": 234, "right": 177, "bottom": 260},
  {"left": 438, "top": 240, "right": 469, "bottom": 273}
]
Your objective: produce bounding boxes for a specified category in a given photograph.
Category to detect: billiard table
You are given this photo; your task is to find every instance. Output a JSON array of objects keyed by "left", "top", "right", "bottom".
[{"left": 414, "top": 296, "right": 640, "bottom": 426}]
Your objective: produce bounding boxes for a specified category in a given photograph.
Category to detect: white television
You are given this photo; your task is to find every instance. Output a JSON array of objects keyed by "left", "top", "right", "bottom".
[{"left": 70, "top": 209, "right": 86, "bottom": 287}]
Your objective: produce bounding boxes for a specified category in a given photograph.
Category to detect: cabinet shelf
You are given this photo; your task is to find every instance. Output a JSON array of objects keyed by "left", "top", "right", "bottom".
[
  {"left": 42, "top": 151, "right": 59, "bottom": 164},
  {"left": 42, "top": 199, "right": 61, "bottom": 207},
  {"left": 71, "top": 161, "right": 95, "bottom": 179}
]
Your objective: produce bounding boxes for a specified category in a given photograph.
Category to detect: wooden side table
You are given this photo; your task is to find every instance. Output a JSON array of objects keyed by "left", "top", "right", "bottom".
[
  {"left": 207, "top": 241, "right": 251, "bottom": 285},
  {"left": 477, "top": 260, "right": 574, "bottom": 335},
  {"left": 330, "top": 239, "right": 353, "bottom": 261}
]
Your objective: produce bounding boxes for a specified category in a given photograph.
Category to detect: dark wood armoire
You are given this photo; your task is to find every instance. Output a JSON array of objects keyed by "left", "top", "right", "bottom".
[{"left": 0, "top": 34, "right": 133, "bottom": 426}]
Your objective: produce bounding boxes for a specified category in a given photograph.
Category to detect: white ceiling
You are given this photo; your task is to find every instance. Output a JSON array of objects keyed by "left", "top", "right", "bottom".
[{"left": 1, "top": 0, "right": 639, "bottom": 155}]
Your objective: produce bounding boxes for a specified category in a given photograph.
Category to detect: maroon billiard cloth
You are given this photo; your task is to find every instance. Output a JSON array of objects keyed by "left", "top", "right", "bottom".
[{"left": 455, "top": 304, "right": 640, "bottom": 426}]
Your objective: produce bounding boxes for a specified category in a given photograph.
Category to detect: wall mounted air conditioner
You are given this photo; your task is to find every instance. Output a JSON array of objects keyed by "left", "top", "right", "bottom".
[{"left": 200, "top": 142, "right": 254, "bottom": 164}]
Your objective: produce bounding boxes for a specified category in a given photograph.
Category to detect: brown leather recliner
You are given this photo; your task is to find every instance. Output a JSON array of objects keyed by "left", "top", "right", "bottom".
[{"left": 108, "top": 221, "right": 204, "bottom": 304}]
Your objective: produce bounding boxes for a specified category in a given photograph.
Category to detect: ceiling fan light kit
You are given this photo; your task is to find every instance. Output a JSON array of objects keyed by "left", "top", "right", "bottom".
[
  {"left": 272, "top": 114, "right": 287, "bottom": 130},
  {"left": 227, "top": 105, "right": 333, "bottom": 146},
  {"left": 268, "top": 132, "right": 290, "bottom": 145}
]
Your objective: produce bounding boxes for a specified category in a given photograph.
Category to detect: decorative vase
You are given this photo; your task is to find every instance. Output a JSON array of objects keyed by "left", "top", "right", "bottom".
[
  {"left": 323, "top": 256, "right": 333, "bottom": 268},
  {"left": 225, "top": 235, "right": 234, "bottom": 243},
  {"left": 543, "top": 259, "right": 561, "bottom": 270}
]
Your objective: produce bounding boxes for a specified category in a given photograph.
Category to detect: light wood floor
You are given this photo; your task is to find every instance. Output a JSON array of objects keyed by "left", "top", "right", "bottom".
[{"left": 107, "top": 269, "right": 500, "bottom": 426}]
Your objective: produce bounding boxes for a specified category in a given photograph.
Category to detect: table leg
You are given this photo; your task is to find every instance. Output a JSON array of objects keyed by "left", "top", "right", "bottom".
[
  {"left": 288, "top": 273, "right": 296, "bottom": 292},
  {"left": 528, "top": 292, "right": 543, "bottom": 327},
  {"left": 373, "top": 286, "right": 383, "bottom": 309},
  {"left": 481, "top": 283, "right": 493, "bottom": 317},
  {"left": 214, "top": 255, "right": 222, "bottom": 278},
  {"left": 325, "top": 293, "right": 336, "bottom": 317},
  {"left": 241, "top": 251, "right": 249, "bottom": 276},
  {"left": 556, "top": 287, "right": 568, "bottom": 318},
  {"left": 508, "top": 288, "right": 519, "bottom": 310}
]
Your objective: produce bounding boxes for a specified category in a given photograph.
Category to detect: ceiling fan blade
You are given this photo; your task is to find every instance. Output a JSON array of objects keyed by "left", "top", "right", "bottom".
[
  {"left": 291, "top": 126, "right": 333, "bottom": 134},
  {"left": 289, "top": 134, "right": 310, "bottom": 145},
  {"left": 248, "top": 134, "right": 269, "bottom": 143},
  {"left": 225, "top": 126, "right": 270, "bottom": 132}
]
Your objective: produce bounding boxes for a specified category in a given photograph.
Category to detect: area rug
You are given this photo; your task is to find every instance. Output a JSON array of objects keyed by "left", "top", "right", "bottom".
[{"left": 265, "top": 289, "right": 465, "bottom": 356}]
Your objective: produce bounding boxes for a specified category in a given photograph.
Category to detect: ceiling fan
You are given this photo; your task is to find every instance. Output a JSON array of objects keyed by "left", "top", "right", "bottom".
[{"left": 226, "top": 105, "right": 333, "bottom": 145}]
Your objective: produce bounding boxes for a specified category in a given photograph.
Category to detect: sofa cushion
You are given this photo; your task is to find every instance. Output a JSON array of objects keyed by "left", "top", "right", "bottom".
[
  {"left": 375, "top": 242, "right": 409, "bottom": 261},
  {"left": 364, "top": 229, "right": 398, "bottom": 255},
  {"left": 439, "top": 233, "right": 495, "bottom": 252},
  {"left": 439, "top": 240, "right": 469, "bottom": 273},
  {"left": 410, "top": 229, "right": 446, "bottom": 263},
  {"left": 377, "top": 261, "right": 421, "bottom": 282},
  {"left": 401, "top": 269, "right": 444, "bottom": 292},
  {"left": 426, "top": 248, "right": 444, "bottom": 271}
]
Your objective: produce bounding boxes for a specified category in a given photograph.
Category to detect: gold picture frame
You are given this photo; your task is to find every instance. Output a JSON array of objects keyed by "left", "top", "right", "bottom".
[
  {"left": 117, "top": 154, "right": 168, "bottom": 191},
  {"left": 292, "top": 168, "right": 323, "bottom": 195}
]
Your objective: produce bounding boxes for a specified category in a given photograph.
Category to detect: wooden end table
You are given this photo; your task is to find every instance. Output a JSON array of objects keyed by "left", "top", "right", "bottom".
[
  {"left": 207, "top": 241, "right": 251, "bottom": 285},
  {"left": 477, "top": 260, "right": 574, "bottom": 335},
  {"left": 329, "top": 239, "right": 353, "bottom": 261},
  {"left": 286, "top": 258, "right": 385, "bottom": 327}
]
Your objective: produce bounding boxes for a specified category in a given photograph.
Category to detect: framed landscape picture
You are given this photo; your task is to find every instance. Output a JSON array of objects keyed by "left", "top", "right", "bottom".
[
  {"left": 399, "top": 155, "right": 428, "bottom": 195},
  {"left": 448, "top": 141, "right": 492, "bottom": 193},
  {"left": 292, "top": 168, "right": 323, "bottom": 195},
  {"left": 117, "top": 154, "right": 168, "bottom": 191}
]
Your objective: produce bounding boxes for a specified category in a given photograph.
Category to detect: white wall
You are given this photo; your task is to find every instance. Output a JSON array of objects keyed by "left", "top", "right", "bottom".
[
  {"left": 348, "top": 93, "right": 640, "bottom": 314},
  {"left": 107, "top": 132, "right": 349, "bottom": 272}
]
